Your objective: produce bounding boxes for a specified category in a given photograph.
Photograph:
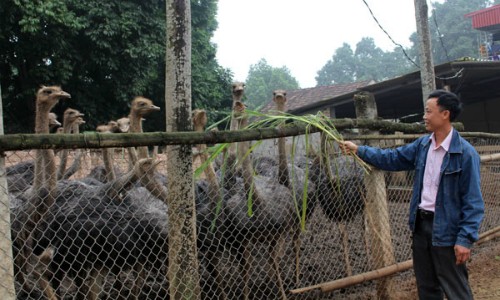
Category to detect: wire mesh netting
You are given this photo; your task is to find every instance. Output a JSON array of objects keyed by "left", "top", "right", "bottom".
[{"left": 0, "top": 134, "right": 499, "bottom": 299}]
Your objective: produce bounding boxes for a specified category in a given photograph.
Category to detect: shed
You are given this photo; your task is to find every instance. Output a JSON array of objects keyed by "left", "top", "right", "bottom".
[{"left": 262, "top": 61, "right": 500, "bottom": 133}]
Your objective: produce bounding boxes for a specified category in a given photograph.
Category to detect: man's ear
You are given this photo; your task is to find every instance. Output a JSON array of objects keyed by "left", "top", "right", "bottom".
[{"left": 442, "top": 109, "right": 450, "bottom": 121}]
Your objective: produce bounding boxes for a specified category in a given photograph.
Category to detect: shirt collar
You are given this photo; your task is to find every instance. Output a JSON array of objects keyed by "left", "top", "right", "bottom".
[{"left": 430, "top": 128, "right": 454, "bottom": 151}]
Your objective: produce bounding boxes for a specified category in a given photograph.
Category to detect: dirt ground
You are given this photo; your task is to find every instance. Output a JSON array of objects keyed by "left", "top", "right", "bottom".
[
  {"left": 393, "top": 240, "right": 500, "bottom": 300},
  {"left": 468, "top": 241, "right": 500, "bottom": 300}
]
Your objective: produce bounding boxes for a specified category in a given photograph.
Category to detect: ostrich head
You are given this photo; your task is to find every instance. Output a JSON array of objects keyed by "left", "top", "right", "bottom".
[
  {"left": 116, "top": 117, "right": 130, "bottom": 133},
  {"left": 232, "top": 82, "right": 246, "bottom": 99},
  {"left": 135, "top": 158, "right": 161, "bottom": 177},
  {"left": 272, "top": 90, "right": 287, "bottom": 107},
  {"left": 130, "top": 97, "right": 160, "bottom": 118},
  {"left": 63, "top": 108, "right": 84, "bottom": 126},
  {"left": 96, "top": 120, "right": 119, "bottom": 133},
  {"left": 36, "top": 85, "right": 71, "bottom": 109},
  {"left": 76, "top": 117, "right": 86, "bottom": 126},
  {"left": 48, "top": 113, "right": 61, "bottom": 129},
  {"left": 192, "top": 109, "right": 208, "bottom": 132}
]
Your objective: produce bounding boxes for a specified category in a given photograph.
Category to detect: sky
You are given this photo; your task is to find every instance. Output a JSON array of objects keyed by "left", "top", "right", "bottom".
[{"left": 212, "top": 0, "right": 436, "bottom": 88}]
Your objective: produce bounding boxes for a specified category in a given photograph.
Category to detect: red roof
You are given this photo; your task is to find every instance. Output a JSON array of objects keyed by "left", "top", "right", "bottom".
[{"left": 464, "top": 4, "right": 500, "bottom": 29}]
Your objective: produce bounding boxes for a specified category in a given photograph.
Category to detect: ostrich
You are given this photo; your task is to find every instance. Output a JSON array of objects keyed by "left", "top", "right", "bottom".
[
  {"left": 32, "top": 85, "right": 71, "bottom": 192},
  {"left": 223, "top": 101, "right": 295, "bottom": 300},
  {"left": 192, "top": 109, "right": 228, "bottom": 299},
  {"left": 272, "top": 89, "right": 317, "bottom": 285},
  {"left": 116, "top": 117, "right": 130, "bottom": 133},
  {"left": 57, "top": 108, "right": 85, "bottom": 179},
  {"left": 15, "top": 85, "right": 71, "bottom": 297},
  {"left": 93, "top": 121, "right": 123, "bottom": 182},
  {"left": 128, "top": 96, "right": 160, "bottom": 162},
  {"left": 228, "top": 82, "right": 246, "bottom": 155},
  {"left": 48, "top": 112, "right": 61, "bottom": 132},
  {"left": 59, "top": 116, "right": 87, "bottom": 180},
  {"left": 311, "top": 132, "right": 366, "bottom": 276},
  {"left": 26, "top": 158, "right": 169, "bottom": 300},
  {"left": 229, "top": 82, "right": 245, "bottom": 131}
]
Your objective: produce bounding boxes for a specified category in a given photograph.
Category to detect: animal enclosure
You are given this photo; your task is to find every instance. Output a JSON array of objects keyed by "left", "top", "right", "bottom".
[{"left": 1, "top": 132, "right": 499, "bottom": 300}]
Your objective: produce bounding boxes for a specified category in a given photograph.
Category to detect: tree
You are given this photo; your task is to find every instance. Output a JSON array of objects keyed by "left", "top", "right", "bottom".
[
  {"left": 316, "top": 43, "right": 357, "bottom": 86},
  {"left": 316, "top": 39, "right": 412, "bottom": 86},
  {"left": 315, "top": 0, "right": 498, "bottom": 87},
  {"left": 165, "top": 0, "right": 200, "bottom": 298},
  {"left": 416, "top": 0, "right": 493, "bottom": 65},
  {"left": 244, "top": 58, "right": 299, "bottom": 110},
  {"left": 0, "top": 0, "right": 233, "bottom": 133}
]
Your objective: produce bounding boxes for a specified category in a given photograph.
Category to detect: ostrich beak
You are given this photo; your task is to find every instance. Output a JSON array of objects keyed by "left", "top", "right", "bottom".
[
  {"left": 150, "top": 105, "right": 160, "bottom": 111},
  {"left": 58, "top": 91, "right": 71, "bottom": 99}
]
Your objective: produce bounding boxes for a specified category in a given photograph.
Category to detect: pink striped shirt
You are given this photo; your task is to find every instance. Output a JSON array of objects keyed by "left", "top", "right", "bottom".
[{"left": 419, "top": 129, "right": 454, "bottom": 212}]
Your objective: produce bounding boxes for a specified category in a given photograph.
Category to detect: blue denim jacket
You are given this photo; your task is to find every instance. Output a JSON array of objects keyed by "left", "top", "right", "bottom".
[{"left": 357, "top": 129, "right": 484, "bottom": 248}]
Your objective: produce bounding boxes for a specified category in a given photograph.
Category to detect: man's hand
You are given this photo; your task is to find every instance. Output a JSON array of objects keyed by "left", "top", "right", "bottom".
[
  {"left": 454, "top": 245, "right": 471, "bottom": 265},
  {"left": 338, "top": 141, "right": 359, "bottom": 155}
]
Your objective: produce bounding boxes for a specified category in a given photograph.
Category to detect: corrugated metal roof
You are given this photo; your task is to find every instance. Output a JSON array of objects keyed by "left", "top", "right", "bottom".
[{"left": 464, "top": 4, "right": 500, "bottom": 29}]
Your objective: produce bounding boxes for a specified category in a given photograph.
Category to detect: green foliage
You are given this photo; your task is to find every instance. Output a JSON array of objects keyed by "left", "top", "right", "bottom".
[
  {"left": 244, "top": 58, "right": 299, "bottom": 110},
  {"left": 191, "top": 0, "right": 233, "bottom": 126},
  {"left": 0, "top": 0, "right": 233, "bottom": 133},
  {"left": 425, "top": 0, "right": 493, "bottom": 64},
  {"left": 315, "top": 39, "right": 413, "bottom": 86},
  {"left": 315, "top": 0, "right": 497, "bottom": 86}
]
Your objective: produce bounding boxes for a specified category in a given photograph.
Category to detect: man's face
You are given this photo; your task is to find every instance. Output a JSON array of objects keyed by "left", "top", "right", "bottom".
[{"left": 423, "top": 97, "right": 450, "bottom": 132}]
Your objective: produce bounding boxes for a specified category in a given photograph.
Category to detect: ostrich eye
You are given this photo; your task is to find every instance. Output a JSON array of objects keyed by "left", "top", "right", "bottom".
[{"left": 44, "top": 89, "right": 53, "bottom": 95}]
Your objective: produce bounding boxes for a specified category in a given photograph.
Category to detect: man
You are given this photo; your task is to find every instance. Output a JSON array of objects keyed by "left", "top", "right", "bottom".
[{"left": 340, "top": 90, "right": 484, "bottom": 300}]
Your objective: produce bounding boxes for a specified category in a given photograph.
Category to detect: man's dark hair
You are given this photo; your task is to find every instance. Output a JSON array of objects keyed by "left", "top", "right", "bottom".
[{"left": 427, "top": 89, "right": 463, "bottom": 121}]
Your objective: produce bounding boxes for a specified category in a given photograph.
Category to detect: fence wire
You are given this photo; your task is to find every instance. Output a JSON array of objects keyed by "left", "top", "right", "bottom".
[{"left": 0, "top": 134, "right": 499, "bottom": 299}]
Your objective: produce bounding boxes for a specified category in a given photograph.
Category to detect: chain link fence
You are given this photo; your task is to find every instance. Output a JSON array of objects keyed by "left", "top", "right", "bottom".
[{"left": 0, "top": 133, "right": 499, "bottom": 299}]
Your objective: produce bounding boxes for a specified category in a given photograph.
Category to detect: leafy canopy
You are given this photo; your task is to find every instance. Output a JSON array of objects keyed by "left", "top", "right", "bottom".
[
  {"left": 244, "top": 58, "right": 299, "bottom": 110},
  {"left": 0, "top": 0, "right": 233, "bottom": 133},
  {"left": 315, "top": 0, "right": 500, "bottom": 86}
]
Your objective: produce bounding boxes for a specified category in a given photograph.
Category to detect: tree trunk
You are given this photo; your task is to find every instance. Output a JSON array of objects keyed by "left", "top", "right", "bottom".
[
  {"left": 0, "top": 81, "right": 16, "bottom": 299},
  {"left": 165, "top": 0, "right": 200, "bottom": 299},
  {"left": 354, "top": 91, "right": 397, "bottom": 299},
  {"left": 414, "top": 0, "right": 436, "bottom": 106}
]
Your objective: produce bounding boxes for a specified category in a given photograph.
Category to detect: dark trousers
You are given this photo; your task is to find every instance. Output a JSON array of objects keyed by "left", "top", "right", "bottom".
[{"left": 412, "top": 210, "right": 473, "bottom": 300}]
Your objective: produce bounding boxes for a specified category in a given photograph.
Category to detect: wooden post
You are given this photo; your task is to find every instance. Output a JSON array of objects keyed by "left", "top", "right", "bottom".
[
  {"left": 353, "top": 91, "right": 397, "bottom": 299},
  {"left": 165, "top": 0, "right": 200, "bottom": 298},
  {"left": 0, "top": 82, "right": 16, "bottom": 298},
  {"left": 414, "top": 0, "right": 436, "bottom": 107}
]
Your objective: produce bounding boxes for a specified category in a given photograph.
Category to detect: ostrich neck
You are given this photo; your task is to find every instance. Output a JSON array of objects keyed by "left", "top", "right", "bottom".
[
  {"left": 277, "top": 136, "right": 290, "bottom": 187},
  {"left": 140, "top": 172, "right": 169, "bottom": 203},
  {"left": 105, "top": 166, "right": 140, "bottom": 199},
  {"left": 33, "top": 101, "right": 57, "bottom": 229},
  {"left": 34, "top": 102, "right": 56, "bottom": 191},
  {"left": 129, "top": 112, "right": 143, "bottom": 133},
  {"left": 71, "top": 122, "right": 80, "bottom": 134},
  {"left": 276, "top": 101, "right": 290, "bottom": 187},
  {"left": 35, "top": 104, "right": 52, "bottom": 134},
  {"left": 194, "top": 121, "right": 221, "bottom": 208},
  {"left": 130, "top": 112, "right": 149, "bottom": 159},
  {"left": 194, "top": 124, "right": 205, "bottom": 152},
  {"left": 103, "top": 148, "right": 116, "bottom": 182},
  {"left": 238, "top": 116, "right": 261, "bottom": 205},
  {"left": 63, "top": 121, "right": 73, "bottom": 134}
]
